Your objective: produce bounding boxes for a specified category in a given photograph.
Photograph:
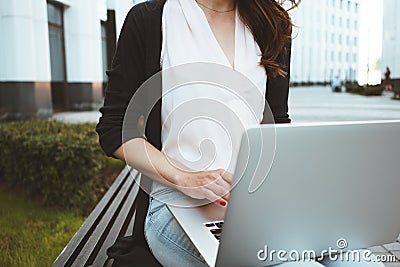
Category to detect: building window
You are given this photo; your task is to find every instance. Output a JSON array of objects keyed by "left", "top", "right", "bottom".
[
  {"left": 101, "top": 22, "right": 108, "bottom": 82},
  {"left": 47, "top": 1, "right": 66, "bottom": 82}
]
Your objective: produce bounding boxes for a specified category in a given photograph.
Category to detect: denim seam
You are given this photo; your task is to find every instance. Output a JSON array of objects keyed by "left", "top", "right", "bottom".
[{"left": 147, "top": 215, "right": 207, "bottom": 265}]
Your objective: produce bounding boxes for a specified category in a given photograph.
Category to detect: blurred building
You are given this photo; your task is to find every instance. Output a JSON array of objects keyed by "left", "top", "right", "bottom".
[
  {"left": 1, "top": 0, "right": 366, "bottom": 120},
  {"left": 381, "top": 0, "right": 400, "bottom": 84},
  {"left": 290, "top": 0, "right": 360, "bottom": 85},
  {"left": 0, "top": 0, "right": 139, "bottom": 120}
]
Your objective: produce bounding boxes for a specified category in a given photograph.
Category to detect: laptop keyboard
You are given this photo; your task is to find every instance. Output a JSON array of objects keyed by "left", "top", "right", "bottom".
[{"left": 204, "top": 221, "right": 224, "bottom": 241}]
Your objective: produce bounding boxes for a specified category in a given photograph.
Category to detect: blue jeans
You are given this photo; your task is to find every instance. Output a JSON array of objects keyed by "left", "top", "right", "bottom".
[{"left": 145, "top": 197, "right": 209, "bottom": 267}]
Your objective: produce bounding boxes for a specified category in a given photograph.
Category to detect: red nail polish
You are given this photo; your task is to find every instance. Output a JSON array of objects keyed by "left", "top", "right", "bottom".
[{"left": 219, "top": 200, "right": 227, "bottom": 206}]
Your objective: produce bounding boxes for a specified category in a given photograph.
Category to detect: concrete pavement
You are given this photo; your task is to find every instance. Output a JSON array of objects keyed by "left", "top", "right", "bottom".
[
  {"left": 52, "top": 110, "right": 101, "bottom": 124},
  {"left": 289, "top": 86, "right": 400, "bottom": 123},
  {"left": 53, "top": 86, "right": 400, "bottom": 124}
]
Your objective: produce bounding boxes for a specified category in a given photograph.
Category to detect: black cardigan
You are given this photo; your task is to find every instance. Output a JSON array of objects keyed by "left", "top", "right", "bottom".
[{"left": 96, "top": 0, "right": 291, "bottom": 157}]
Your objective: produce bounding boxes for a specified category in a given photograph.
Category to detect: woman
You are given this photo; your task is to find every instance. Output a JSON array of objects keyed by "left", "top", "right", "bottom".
[
  {"left": 384, "top": 67, "right": 392, "bottom": 91},
  {"left": 97, "top": 0, "right": 298, "bottom": 266}
]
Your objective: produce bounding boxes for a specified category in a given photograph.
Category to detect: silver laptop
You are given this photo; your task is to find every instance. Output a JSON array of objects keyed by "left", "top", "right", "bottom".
[{"left": 167, "top": 120, "right": 400, "bottom": 267}]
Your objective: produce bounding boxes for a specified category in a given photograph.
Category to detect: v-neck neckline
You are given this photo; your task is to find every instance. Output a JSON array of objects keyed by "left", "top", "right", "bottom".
[{"left": 194, "top": 1, "right": 238, "bottom": 70}]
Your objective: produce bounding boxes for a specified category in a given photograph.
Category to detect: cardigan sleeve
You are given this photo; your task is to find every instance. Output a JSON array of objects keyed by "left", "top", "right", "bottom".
[
  {"left": 96, "top": 4, "right": 148, "bottom": 157},
  {"left": 264, "top": 40, "right": 292, "bottom": 124}
]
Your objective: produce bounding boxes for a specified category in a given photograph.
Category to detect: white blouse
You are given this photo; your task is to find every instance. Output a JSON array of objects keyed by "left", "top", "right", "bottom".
[{"left": 151, "top": 0, "right": 267, "bottom": 203}]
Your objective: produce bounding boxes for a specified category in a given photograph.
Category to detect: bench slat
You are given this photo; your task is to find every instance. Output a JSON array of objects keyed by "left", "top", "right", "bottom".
[
  {"left": 103, "top": 202, "right": 139, "bottom": 267},
  {"left": 122, "top": 175, "right": 141, "bottom": 238},
  {"left": 52, "top": 167, "right": 131, "bottom": 267},
  {"left": 90, "top": 177, "right": 140, "bottom": 267},
  {"left": 116, "top": 175, "right": 141, "bottom": 239},
  {"left": 124, "top": 207, "right": 137, "bottom": 237},
  {"left": 71, "top": 170, "right": 138, "bottom": 267}
]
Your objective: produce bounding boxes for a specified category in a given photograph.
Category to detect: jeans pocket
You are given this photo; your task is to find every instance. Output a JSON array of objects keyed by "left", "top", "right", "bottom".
[{"left": 147, "top": 197, "right": 166, "bottom": 218}]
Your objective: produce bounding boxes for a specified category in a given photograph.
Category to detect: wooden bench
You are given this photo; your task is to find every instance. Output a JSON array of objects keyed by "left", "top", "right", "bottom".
[{"left": 52, "top": 167, "right": 140, "bottom": 267}]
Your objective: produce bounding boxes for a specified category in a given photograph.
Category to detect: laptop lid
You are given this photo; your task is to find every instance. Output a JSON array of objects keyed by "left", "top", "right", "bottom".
[{"left": 216, "top": 120, "right": 400, "bottom": 266}]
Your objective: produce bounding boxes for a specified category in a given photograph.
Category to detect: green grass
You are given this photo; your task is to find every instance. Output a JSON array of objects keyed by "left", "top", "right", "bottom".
[{"left": 0, "top": 188, "right": 86, "bottom": 267}]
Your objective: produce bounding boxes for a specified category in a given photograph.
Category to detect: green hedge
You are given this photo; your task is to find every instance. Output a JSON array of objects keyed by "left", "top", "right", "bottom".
[
  {"left": 345, "top": 83, "right": 384, "bottom": 96},
  {"left": 0, "top": 120, "right": 124, "bottom": 214},
  {"left": 393, "top": 87, "right": 400, "bottom": 100}
]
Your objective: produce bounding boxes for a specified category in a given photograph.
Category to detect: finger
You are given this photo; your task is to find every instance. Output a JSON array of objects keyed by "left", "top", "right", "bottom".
[
  {"left": 214, "top": 180, "right": 230, "bottom": 201},
  {"left": 217, "top": 198, "right": 228, "bottom": 207},
  {"left": 221, "top": 171, "right": 233, "bottom": 184},
  {"left": 215, "top": 175, "right": 231, "bottom": 192},
  {"left": 204, "top": 179, "right": 227, "bottom": 196},
  {"left": 202, "top": 188, "right": 225, "bottom": 205},
  {"left": 221, "top": 191, "right": 230, "bottom": 202}
]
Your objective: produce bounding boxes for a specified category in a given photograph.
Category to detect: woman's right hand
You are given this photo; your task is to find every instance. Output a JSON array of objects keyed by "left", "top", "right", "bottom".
[
  {"left": 114, "top": 139, "right": 232, "bottom": 206},
  {"left": 172, "top": 169, "right": 233, "bottom": 206}
]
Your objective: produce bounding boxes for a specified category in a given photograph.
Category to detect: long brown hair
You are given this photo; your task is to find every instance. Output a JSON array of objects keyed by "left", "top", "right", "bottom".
[{"left": 238, "top": 0, "right": 300, "bottom": 77}]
